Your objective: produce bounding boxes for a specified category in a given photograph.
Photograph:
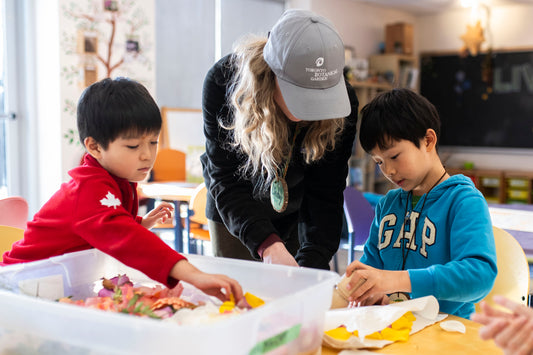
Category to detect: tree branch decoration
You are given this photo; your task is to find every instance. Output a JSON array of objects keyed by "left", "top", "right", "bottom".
[
  {"left": 60, "top": 0, "right": 153, "bottom": 147},
  {"left": 62, "top": 0, "right": 150, "bottom": 79}
]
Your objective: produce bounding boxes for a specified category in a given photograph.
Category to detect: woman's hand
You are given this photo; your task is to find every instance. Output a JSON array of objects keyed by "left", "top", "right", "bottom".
[
  {"left": 142, "top": 202, "right": 174, "bottom": 229},
  {"left": 472, "top": 295, "right": 533, "bottom": 354},
  {"left": 261, "top": 242, "right": 299, "bottom": 267},
  {"left": 170, "top": 260, "right": 244, "bottom": 303},
  {"left": 345, "top": 260, "right": 411, "bottom": 305}
]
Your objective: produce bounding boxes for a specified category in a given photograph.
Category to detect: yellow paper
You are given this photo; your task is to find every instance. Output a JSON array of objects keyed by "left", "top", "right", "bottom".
[
  {"left": 219, "top": 301, "right": 235, "bottom": 313},
  {"left": 219, "top": 292, "right": 264, "bottom": 313},
  {"left": 325, "top": 311, "right": 415, "bottom": 342},
  {"left": 244, "top": 292, "right": 265, "bottom": 308},
  {"left": 325, "top": 326, "right": 353, "bottom": 341},
  {"left": 380, "top": 327, "right": 410, "bottom": 342}
]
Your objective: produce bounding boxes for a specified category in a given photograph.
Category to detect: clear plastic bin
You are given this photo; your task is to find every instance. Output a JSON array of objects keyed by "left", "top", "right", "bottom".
[{"left": 0, "top": 249, "right": 338, "bottom": 355}]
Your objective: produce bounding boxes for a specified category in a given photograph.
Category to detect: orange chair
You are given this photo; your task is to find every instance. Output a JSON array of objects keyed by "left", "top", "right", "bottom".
[
  {"left": 146, "top": 148, "right": 188, "bottom": 248},
  {"left": 151, "top": 148, "right": 186, "bottom": 182},
  {"left": 0, "top": 196, "right": 29, "bottom": 230},
  {"left": 149, "top": 148, "right": 187, "bottom": 229},
  {"left": 186, "top": 183, "right": 210, "bottom": 255}
]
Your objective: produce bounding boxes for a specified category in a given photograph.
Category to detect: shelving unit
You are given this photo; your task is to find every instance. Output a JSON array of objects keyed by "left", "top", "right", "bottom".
[
  {"left": 448, "top": 168, "right": 533, "bottom": 205},
  {"left": 504, "top": 172, "right": 533, "bottom": 204},
  {"left": 347, "top": 54, "right": 418, "bottom": 194},
  {"left": 350, "top": 80, "right": 392, "bottom": 108},
  {"left": 369, "top": 54, "right": 418, "bottom": 90},
  {"left": 348, "top": 80, "right": 392, "bottom": 193}
]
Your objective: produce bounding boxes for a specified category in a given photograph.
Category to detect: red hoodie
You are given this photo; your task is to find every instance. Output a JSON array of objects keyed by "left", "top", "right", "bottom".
[{"left": 2, "top": 154, "right": 185, "bottom": 288}]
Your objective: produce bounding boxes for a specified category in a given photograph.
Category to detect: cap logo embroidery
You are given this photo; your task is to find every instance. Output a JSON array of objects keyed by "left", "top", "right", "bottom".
[
  {"left": 306, "top": 66, "right": 338, "bottom": 82},
  {"left": 100, "top": 191, "right": 121, "bottom": 209},
  {"left": 315, "top": 57, "right": 324, "bottom": 67}
]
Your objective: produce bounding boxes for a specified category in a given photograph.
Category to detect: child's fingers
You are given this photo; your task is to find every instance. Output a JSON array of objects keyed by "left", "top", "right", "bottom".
[
  {"left": 228, "top": 279, "right": 244, "bottom": 302},
  {"left": 504, "top": 317, "right": 533, "bottom": 354},
  {"left": 158, "top": 202, "right": 174, "bottom": 211},
  {"left": 207, "top": 289, "right": 227, "bottom": 302},
  {"left": 493, "top": 316, "right": 528, "bottom": 350},
  {"left": 345, "top": 260, "right": 365, "bottom": 276},
  {"left": 471, "top": 312, "right": 491, "bottom": 325},
  {"left": 494, "top": 295, "right": 532, "bottom": 317},
  {"left": 154, "top": 206, "right": 173, "bottom": 218},
  {"left": 478, "top": 318, "right": 509, "bottom": 340}
]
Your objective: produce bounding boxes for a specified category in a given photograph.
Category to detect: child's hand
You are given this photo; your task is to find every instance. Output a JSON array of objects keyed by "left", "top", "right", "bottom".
[
  {"left": 472, "top": 296, "right": 533, "bottom": 354},
  {"left": 345, "top": 260, "right": 411, "bottom": 305},
  {"left": 170, "top": 260, "right": 244, "bottom": 303},
  {"left": 142, "top": 202, "right": 174, "bottom": 229}
]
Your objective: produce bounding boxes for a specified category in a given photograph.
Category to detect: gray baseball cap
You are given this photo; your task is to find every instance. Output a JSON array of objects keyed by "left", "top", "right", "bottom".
[{"left": 264, "top": 9, "right": 351, "bottom": 121}]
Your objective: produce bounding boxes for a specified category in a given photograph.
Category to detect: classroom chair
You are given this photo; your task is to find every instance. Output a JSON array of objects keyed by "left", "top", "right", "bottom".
[
  {"left": 332, "top": 186, "right": 375, "bottom": 273},
  {"left": 186, "top": 182, "right": 211, "bottom": 255},
  {"left": 475, "top": 226, "right": 530, "bottom": 313},
  {"left": 147, "top": 148, "right": 188, "bottom": 242},
  {"left": 0, "top": 225, "right": 24, "bottom": 255},
  {"left": 151, "top": 148, "right": 186, "bottom": 182},
  {"left": 0, "top": 196, "right": 29, "bottom": 230}
]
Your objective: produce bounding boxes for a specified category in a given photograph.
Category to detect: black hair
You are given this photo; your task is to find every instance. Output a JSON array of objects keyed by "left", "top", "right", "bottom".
[
  {"left": 77, "top": 77, "right": 161, "bottom": 149},
  {"left": 359, "top": 88, "right": 441, "bottom": 153}
]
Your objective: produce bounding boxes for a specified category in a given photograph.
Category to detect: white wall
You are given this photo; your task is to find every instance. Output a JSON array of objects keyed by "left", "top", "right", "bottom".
[
  {"left": 417, "top": 4, "right": 533, "bottom": 52},
  {"left": 286, "top": 0, "right": 415, "bottom": 58},
  {"left": 308, "top": 0, "right": 416, "bottom": 59}
]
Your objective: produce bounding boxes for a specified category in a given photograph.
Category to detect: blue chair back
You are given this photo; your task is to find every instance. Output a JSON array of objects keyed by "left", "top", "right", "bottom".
[{"left": 343, "top": 186, "right": 376, "bottom": 264}]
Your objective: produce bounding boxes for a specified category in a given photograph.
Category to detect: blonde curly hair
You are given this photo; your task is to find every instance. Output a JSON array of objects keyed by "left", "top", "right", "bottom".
[{"left": 225, "top": 35, "right": 345, "bottom": 194}]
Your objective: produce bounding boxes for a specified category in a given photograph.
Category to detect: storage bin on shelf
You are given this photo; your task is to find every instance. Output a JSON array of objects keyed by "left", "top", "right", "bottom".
[
  {"left": 0, "top": 249, "right": 338, "bottom": 355},
  {"left": 505, "top": 173, "right": 533, "bottom": 204},
  {"left": 507, "top": 189, "right": 529, "bottom": 204}
]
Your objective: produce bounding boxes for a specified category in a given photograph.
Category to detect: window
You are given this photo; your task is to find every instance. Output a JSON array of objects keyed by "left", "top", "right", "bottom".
[
  {"left": 155, "top": 0, "right": 284, "bottom": 109},
  {"left": 0, "top": 0, "right": 17, "bottom": 198}
]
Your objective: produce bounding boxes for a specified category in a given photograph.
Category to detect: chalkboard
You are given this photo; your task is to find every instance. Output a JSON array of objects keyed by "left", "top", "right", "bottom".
[{"left": 420, "top": 49, "right": 533, "bottom": 149}]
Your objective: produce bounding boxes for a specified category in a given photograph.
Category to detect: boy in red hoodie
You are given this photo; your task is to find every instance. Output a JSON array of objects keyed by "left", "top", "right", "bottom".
[{"left": 2, "top": 77, "right": 242, "bottom": 303}]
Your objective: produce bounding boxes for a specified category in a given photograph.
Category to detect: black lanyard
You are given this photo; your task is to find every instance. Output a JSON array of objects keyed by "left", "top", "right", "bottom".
[{"left": 400, "top": 170, "right": 447, "bottom": 270}]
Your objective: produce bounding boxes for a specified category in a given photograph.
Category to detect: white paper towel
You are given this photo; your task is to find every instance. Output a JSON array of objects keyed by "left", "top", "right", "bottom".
[{"left": 323, "top": 296, "right": 448, "bottom": 349}]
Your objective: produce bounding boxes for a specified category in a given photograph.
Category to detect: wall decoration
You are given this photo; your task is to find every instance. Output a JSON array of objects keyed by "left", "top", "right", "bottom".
[
  {"left": 460, "top": 21, "right": 485, "bottom": 57},
  {"left": 459, "top": 1, "right": 492, "bottom": 57},
  {"left": 77, "top": 30, "right": 98, "bottom": 54},
  {"left": 62, "top": 0, "right": 151, "bottom": 80},
  {"left": 104, "top": 0, "right": 118, "bottom": 11},
  {"left": 58, "top": 0, "right": 155, "bottom": 179}
]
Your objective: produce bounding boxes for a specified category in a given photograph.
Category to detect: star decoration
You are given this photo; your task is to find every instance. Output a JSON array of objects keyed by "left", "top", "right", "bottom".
[
  {"left": 460, "top": 21, "right": 485, "bottom": 56},
  {"left": 100, "top": 191, "right": 121, "bottom": 209}
]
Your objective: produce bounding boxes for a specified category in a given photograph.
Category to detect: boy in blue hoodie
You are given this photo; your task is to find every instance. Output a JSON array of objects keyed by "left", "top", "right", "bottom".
[{"left": 344, "top": 88, "right": 497, "bottom": 319}]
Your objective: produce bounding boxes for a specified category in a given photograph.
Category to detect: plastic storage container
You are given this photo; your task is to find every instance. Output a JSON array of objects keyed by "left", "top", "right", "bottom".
[{"left": 0, "top": 249, "right": 338, "bottom": 355}]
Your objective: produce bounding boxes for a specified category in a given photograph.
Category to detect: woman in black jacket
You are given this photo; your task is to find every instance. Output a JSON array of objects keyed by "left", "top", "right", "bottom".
[{"left": 200, "top": 9, "right": 359, "bottom": 270}]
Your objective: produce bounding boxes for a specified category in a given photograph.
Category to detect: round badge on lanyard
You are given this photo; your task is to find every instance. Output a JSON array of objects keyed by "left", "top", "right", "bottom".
[
  {"left": 389, "top": 292, "right": 410, "bottom": 302},
  {"left": 270, "top": 177, "right": 289, "bottom": 213},
  {"left": 270, "top": 124, "right": 300, "bottom": 214}
]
